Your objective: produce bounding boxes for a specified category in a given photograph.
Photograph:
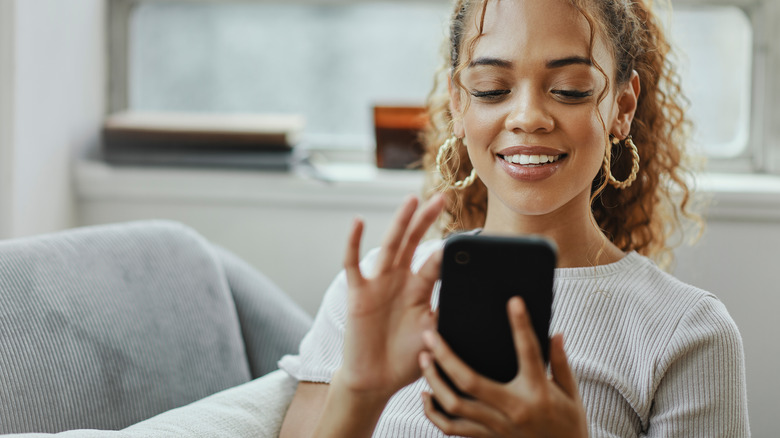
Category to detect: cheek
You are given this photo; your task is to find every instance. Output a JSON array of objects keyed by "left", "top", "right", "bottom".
[
  {"left": 560, "top": 106, "right": 610, "bottom": 176},
  {"left": 461, "top": 105, "right": 505, "bottom": 142},
  {"left": 561, "top": 102, "right": 607, "bottom": 134}
]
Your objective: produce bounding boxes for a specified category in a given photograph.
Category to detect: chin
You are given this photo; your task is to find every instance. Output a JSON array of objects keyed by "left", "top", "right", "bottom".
[{"left": 489, "top": 188, "right": 588, "bottom": 221}]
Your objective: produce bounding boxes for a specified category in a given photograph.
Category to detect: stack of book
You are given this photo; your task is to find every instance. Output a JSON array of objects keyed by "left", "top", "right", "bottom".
[{"left": 102, "top": 112, "right": 305, "bottom": 171}]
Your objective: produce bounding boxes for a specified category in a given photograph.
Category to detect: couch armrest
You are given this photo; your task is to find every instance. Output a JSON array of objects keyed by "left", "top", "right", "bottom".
[{"left": 213, "top": 245, "right": 313, "bottom": 378}]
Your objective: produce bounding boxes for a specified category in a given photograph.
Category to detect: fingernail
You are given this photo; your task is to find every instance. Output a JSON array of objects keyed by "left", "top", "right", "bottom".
[
  {"left": 422, "top": 330, "right": 438, "bottom": 348},
  {"left": 512, "top": 296, "right": 525, "bottom": 313}
]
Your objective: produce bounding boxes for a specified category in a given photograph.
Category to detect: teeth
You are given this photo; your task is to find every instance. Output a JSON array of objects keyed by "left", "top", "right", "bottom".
[{"left": 503, "top": 154, "right": 561, "bottom": 165}]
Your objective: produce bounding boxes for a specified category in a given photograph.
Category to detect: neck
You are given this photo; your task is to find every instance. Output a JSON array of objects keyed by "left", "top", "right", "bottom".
[{"left": 481, "top": 194, "right": 624, "bottom": 268}]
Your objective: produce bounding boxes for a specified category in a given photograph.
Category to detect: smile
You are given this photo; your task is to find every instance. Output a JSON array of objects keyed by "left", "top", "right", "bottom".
[{"left": 499, "top": 153, "right": 564, "bottom": 165}]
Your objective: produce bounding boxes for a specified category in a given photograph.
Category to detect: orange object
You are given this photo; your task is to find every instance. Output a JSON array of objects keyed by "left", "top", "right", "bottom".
[{"left": 373, "top": 106, "right": 429, "bottom": 169}]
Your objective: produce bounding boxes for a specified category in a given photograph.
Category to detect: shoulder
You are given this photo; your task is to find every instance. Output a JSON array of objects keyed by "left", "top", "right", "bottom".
[
  {"left": 616, "top": 252, "right": 720, "bottom": 316},
  {"left": 557, "top": 251, "right": 718, "bottom": 319},
  {"left": 558, "top": 253, "right": 748, "bottom": 430},
  {"left": 617, "top": 253, "right": 743, "bottom": 360},
  {"left": 557, "top": 252, "right": 741, "bottom": 368}
]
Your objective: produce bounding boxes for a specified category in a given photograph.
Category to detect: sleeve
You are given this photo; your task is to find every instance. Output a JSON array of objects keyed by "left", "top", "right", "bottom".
[
  {"left": 644, "top": 296, "right": 750, "bottom": 437},
  {"left": 277, "top": 248, "right": 381, "bottom": 383}
]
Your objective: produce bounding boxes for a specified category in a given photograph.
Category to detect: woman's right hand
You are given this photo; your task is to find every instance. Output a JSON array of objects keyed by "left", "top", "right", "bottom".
[
  {"left": 335, "top": 194, "right": 445, "bottom": 401},
  {"left": 281, "top": 194, "right": 446, "bottom": 438}
]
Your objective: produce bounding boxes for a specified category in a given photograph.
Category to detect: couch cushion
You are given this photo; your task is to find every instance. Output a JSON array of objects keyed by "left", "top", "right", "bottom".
[{"left": 0, "top": 221, "right": 251, "bottom": 434}]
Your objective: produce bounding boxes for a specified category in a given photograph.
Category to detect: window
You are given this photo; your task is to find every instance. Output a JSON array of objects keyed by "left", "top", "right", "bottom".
[
  {"left": 668, "top": 6, "right": 752, "bottom": 159},
  {"left": 118, "top": 1, "right": 450, "bottom": 150},
  {"left": 109, "top": 0, "right": 780, "bottom": 172}
]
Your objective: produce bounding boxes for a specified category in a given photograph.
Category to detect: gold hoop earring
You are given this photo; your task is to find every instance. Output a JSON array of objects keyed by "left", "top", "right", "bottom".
[
  {"left": 605, "top": 135, "right": 640, "bottom": 189},
  {"left": 436, "top": 136, "right": 477, "bottom": 190}
]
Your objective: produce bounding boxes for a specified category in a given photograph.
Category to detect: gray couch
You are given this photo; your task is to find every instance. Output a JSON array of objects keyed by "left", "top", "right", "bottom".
[{"left": 0, "top": 221, "right": 312, "bottom": 436}]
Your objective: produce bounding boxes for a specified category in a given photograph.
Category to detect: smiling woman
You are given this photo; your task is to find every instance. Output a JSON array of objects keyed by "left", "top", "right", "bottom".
[{"left": 278, "top": 0, "right": 750, "bottom": 437}]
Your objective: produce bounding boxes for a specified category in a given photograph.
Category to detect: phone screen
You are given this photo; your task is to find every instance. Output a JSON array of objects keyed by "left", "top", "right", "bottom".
[{"left": 435, "top": 234, "right": 556, "bottom": 406}]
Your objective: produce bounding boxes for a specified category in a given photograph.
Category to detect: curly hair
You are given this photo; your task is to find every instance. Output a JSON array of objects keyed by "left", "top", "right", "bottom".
[{"left": 422, "top": 0, "right": 702, "bottom": 267}]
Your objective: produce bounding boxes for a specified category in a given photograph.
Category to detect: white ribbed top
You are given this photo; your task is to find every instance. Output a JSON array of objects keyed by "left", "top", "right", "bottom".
[{"left": 279, "top": 238, "right": 750, "bottom": 437}]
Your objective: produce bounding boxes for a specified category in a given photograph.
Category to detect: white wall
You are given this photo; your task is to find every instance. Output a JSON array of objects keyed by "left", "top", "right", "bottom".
[
  {"left": 0, "top": 0, "right": 17, "bottom": 238},
  {"left": 0, "top": 0, "right": 105, "bottom": 238}
]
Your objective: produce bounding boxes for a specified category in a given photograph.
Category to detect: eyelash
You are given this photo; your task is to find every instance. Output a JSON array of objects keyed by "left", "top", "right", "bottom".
[
  {"left": 470, "top": 89, "right": 510, "bottom": 100},
  {"left": 470, "top": 88, "right": 593, "bottom": 103},
  {"left": 553, "top": 89, "right": 593, "bottom": 100}
]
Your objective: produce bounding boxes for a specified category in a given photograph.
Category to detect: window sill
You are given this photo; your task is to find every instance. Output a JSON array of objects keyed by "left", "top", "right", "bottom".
[
  {"left": 74, "top": 159, "right": 780, "bottom": 222},
  {"left": 74, "top": 158, "right": 426, "bottom": 209},
  {"left": 696, "top": 172, "right": 780, "bottom": 221}
]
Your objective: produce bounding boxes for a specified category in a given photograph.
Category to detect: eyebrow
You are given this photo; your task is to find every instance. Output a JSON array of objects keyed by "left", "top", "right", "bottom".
[
  {"left": 546, "top": 56, "right": 592, "bottom": 69},
  {"left": 468, "top": 55, "right": 592, "bottom": 69},
  {"left": 469, "top": 57, "right": 513, "bottom": 69}
]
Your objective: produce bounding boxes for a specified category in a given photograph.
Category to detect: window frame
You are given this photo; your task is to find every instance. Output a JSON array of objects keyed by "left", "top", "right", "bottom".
[
  {"left": 669, "top": 0, "right": 777, "bottom": 174},
  {"left": 107, "top": 0, "right": 780, "bottom": 174}
]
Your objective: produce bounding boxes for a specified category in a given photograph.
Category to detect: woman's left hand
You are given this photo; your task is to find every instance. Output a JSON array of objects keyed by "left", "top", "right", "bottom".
[{"left": 420, "top": 297, "right": 588, "bottom": 438}]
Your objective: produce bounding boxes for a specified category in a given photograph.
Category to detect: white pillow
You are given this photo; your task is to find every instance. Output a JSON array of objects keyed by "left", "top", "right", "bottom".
[{"left": 5, "top": 370, "right": 298, "bottom": 438}]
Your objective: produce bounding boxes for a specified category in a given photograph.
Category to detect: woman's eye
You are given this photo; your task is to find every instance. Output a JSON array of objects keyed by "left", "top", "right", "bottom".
[
  {"left": 552, "top": 89, "right": 593, "bottom": 101},
  {"left": 470, "top": 89, "right": 510, "bottom": 100}
]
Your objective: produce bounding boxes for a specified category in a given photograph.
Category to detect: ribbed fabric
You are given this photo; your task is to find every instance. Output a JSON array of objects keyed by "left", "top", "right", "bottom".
[
  {"left": 213, "top": 245, "right": 312, "bottom": 378},
  {"left": 0, "top": 220, "right": 311, "bottom": 435},
  {"left": 279, "top": 237, "right": 750, "bottom": 437}
]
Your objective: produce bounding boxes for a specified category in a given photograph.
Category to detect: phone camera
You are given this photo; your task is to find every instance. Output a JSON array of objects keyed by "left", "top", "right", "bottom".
[{"left": 454, "top": 251, "right": 470, "bottom": 265}]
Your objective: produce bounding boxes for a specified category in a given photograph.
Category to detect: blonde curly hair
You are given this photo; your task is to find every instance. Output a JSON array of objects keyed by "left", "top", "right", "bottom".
[{"left": 422, "top": 0, "right": 702, "bottom": 267}]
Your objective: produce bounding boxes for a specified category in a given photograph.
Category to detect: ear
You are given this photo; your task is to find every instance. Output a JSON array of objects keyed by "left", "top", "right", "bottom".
[
  {"left": 448, "top": 75, "right": 466, "bottom": 138},
  {"left": 610, "top": 70, "right": 640, "bottom": 138}
]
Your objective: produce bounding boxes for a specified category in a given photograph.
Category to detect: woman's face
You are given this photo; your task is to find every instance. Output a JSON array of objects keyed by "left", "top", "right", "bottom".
[{"left": 452, "top": 0, "right": 636, "bottom": 227}]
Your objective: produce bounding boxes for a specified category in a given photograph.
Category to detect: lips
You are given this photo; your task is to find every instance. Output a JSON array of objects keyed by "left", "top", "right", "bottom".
[
  {"left": 496, "top": 146, "right": 567, "bottom": 181},
  {"left": 500, "top": 153, "right": 562, "bottom": 165}
]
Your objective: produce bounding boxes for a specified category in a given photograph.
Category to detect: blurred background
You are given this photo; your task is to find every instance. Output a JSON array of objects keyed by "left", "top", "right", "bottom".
[{"left": 1, "top": 0, "right": 778, "bottom": 435}]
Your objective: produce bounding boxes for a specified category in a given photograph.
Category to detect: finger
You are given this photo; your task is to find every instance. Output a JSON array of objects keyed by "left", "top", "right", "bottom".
[
  {"left": 419, "top": 350, "right": 463, "bottom": 414},
  {"left": 343, "top": 217, "right": 366, "bottom": 287},
  {"left": 417, "top": 249, "right": 443, "bottom": 284},
  {"left": 422, "top": 330, "right": 503, "bottom": 403},
  {"left": 396, "top": 194, "right": 445, "bottom": 269},
  {"left": 508, "top": 297, "right": 546, "bottom": 383},
  {"left": 419, "top": 350, "right": 510, "bottom": 434},
  {"left": 421, "top": 392, "right": 497, "bottom": 438},
  {"left": 409, "top": 249, "right": 442, "bottom": 304},
  {"left": 549, "top": 333, "right": 579, "bottom": 398},
  {"left": 374, "top": 195, "right": 419, "bottom": 274}
]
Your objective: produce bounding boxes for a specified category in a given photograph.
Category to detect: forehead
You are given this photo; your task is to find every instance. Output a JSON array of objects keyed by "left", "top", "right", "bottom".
[{"left": 466, "top": 0, "right": 612, "bottom": 70}]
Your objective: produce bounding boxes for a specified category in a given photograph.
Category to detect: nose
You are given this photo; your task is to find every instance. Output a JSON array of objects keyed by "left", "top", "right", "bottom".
[{"left": 504, "top": 90, "right": 554, "bottom": 133}]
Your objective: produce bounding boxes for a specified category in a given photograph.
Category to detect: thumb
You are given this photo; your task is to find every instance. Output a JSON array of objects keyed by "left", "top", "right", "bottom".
[{"left": 549, "top": 333, "right": 578, "bottom": 397}]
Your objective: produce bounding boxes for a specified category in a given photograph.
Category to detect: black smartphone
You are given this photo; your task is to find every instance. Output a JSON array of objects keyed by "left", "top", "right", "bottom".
[{"left": 433, "top": 234, "right": 556, "bottom": 414}]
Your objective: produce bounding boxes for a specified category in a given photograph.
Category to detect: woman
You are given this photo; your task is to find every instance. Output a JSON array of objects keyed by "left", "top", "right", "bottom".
[{"left": 279, "top": 0, "right": 750, "bottom": 436}]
